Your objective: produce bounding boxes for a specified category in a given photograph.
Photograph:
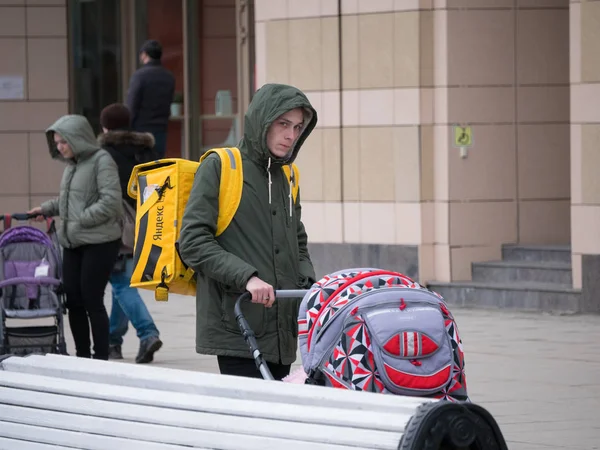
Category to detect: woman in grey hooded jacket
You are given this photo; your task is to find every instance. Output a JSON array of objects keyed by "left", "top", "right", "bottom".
[{"left": 29, "top": 115, "right": 123, "bottom": 360}]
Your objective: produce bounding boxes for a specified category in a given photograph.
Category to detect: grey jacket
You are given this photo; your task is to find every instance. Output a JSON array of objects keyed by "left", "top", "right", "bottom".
[{"left": 41, "top": 115, "right": 123, "bottom": 249}]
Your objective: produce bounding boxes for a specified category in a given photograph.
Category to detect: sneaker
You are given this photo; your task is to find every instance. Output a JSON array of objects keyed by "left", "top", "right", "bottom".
[
  {"left": 135, "top": 336, "right": 162, "bottom": 364},
  {"left": 108, "top": 345, "right": 123, "bottom": 360}
]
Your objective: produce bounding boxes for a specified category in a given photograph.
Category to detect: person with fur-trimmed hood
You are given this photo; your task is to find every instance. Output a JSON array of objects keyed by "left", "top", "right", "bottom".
[{"left": 98, "top": 103, "right": 162, "bottom": 364}]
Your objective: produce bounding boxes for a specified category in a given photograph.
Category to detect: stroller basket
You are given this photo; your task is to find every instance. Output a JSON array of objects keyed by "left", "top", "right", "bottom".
[{"left": 4, "top": 325, "right": 58, "bottom": 356}]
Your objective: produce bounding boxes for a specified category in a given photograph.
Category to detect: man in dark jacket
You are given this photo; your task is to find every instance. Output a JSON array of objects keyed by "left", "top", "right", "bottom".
[
  {"left": 126, "top": 40, "right": 175, "bottom": 158},
  {"left": 99, "top": 103, "right": 163, "bottom": 364},
  {"left": 178, "top": 83, "right": 317, "bottom": 380}
]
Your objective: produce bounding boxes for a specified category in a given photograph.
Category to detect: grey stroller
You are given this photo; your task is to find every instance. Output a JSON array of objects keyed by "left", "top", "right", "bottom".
[{"left": 0, "top": 213, "right": 67, "bottom": 356}]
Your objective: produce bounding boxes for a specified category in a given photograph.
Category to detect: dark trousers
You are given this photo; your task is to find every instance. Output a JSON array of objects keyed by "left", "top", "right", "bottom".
[
  {"left": 62, "top": 239, "right": 120, "bottom": 360},
  {"left": 217, "top": 355, "right": 291, "bottom": 381},
  {"left": 151, "top": 130, "right": 167, "bottom": 159}
]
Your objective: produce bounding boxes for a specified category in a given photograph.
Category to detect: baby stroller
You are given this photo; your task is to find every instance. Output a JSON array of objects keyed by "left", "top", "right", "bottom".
[
  {"left": 234, "top": 269, "right": 510, "bottom": 450},
  {"left": 235, "top": 268, "right": 468, "bottom": 402},
  {"left": 0, "top": 213, "right": 67, "bottom": 356}
]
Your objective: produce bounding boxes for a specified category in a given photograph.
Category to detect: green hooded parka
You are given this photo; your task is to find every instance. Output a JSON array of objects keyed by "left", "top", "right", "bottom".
[
  {"left": 178, "top": 84, "right": 318, "bottom": 365},
  {"left": 41, "top": 115, "right": 123, "bottom": 249}
]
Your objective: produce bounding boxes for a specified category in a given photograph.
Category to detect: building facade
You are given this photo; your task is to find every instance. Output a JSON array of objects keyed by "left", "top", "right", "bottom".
[{"left": 0, "top": 0, "right": 598, "bottom": 309}]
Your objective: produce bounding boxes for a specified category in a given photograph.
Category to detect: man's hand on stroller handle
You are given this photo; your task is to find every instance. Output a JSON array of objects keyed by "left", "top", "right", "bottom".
[{"left": 245, "top": 276, "right": 275, "bottom": 308}]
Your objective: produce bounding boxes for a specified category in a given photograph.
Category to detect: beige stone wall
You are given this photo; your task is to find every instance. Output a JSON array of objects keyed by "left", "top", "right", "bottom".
[
  {"left": 0, "top": 0, "right": 579, "bottom": 289},
  {"left": 255, "top": 0, "right": 570, "bottom": 283},
  {"left": 0, "top": 0, "right": 68, "bottom": 216},
  {"left": 255, "top": 0, "right": 433, "bottom": 279},
  {"left": 437, "top": 0, "right": 570, "bottom": 281},
  {"left": 570, "top": 0, "right": 600, "bottom": 289},
  {"left": 255, "top": 0, "right": 342, "bottom": 244}
]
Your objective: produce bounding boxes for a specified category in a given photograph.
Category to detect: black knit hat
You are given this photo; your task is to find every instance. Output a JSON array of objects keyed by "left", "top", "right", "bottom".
[
  {"left": 100, "top": 103, "right": 130, "bottom": 131},
  {"left": 140, "top": 39, "right": 162, "bottom": 60}
]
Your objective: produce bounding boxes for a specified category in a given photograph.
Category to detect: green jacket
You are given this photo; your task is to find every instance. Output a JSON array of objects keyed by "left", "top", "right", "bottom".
[
  {"left": 41, "top": 115, "right": 123, "bottom": 249},
  {"left": 178, "top": 84, "right": 317, "bottom": 365}
]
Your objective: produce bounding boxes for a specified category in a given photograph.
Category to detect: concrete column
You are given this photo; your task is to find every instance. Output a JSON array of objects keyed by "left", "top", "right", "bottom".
[
  {"left": 570, "top": 0, "right": 600, "bottom": 311},
  {"left": 432, "top": 0, "right": 569, "bottom": 282}
]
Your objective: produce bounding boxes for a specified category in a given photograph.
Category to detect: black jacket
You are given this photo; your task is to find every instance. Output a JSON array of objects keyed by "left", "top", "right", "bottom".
[
  {"left": 99, "top": 130, "right": 159, "bottom": 208},
  {"left": 126, "top": 60, "right": 175, "bottom": 132}
]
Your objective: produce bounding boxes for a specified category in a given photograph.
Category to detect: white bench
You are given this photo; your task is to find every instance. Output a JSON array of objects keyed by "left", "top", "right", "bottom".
[{"left": 0, "top": 354, "right": 507, "bottom": 450}]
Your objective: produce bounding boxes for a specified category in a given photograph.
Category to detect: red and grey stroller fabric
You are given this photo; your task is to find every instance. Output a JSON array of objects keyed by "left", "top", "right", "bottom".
[{"left": 289, "top": 268, "right": 469, "bottom": 403}]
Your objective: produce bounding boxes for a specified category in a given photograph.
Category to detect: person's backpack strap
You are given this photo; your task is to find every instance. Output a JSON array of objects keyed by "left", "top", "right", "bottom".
[
  {"left": 136, "top": 176, "right": 172, "bottom": 219},
  {"left": 119, "top": 199, "right": 136, "bottom": 253},
  {"left": 199, "top": 147, "right": 244, "bottom": 236},
  {"left": 282, "top": 163, "right": 300, "bottom": 203}
]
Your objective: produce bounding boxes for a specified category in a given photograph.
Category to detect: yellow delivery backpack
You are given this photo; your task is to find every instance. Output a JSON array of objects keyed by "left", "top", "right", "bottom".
[{"left": 127, "top": 147, "right": 300, "bottom": 302}]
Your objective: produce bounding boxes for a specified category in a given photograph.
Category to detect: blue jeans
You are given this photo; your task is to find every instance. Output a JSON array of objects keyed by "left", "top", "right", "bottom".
[{"left": 109, "top": 258, "right": 159, "bottom": 346}]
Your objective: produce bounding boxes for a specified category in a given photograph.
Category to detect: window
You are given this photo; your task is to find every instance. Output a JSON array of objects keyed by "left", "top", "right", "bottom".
[
  {"left": 69, "top": 0, "right": 122, "bottom": 133},
  {"left": 134, "top": 0, "right": 184, "bottom": 158}
]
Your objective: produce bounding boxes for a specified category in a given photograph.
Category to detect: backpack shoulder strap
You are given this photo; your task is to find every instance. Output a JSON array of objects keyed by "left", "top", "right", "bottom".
[
  {"left": 282, "top": 163, "right": 300, "bottom": 203},
  {"left": 200, "top": 147, "right": 243, "bottom": 236}
]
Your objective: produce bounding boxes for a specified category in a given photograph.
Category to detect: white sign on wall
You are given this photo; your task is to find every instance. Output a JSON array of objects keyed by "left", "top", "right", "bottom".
[{"left": 0, "top": 76, "right": 24, "bottom": 100}]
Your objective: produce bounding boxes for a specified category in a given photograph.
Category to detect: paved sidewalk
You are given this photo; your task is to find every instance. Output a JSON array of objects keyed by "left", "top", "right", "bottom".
[{"left": 60, "top": 288, "right": 600, "bottom": 450}]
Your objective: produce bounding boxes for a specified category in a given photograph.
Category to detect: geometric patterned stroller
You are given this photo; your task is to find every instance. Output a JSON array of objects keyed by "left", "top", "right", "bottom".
[
  {"left": 296, "top": 269, "right": 468, "bottom": 402},
  {"left": 237, "top": 268, "right": 468, "bottom": 403},
  {"left": 0, "top": 213, "right": 67, "bottom": 356}
]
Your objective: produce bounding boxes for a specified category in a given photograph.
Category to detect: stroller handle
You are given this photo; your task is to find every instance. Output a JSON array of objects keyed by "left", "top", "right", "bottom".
[
  {"left": 234, "top": 289, "right": 309, "bottom": 381},
  {"left": 3, "top": 213, "right": 56, "bottom": 233},
  {"left": 234, "top": 289, "right": 309, "bottom": 320},
  {"left": 11, "top": 213, "right": 44, "bottom": 221}
]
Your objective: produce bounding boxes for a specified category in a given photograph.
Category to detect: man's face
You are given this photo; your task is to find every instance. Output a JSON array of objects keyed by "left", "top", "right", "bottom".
[
  {"left": 139, "top": 51, "right": 148, "bottom": 65},
  {"left": 265, "top": 108, "right": 305, "bottom": 159}
]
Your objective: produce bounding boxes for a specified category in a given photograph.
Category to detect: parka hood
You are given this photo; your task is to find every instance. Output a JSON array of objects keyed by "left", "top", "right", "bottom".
[
  {"left": 98, "top": 130, "right": 155, "bottom": 149},
  {"left": 46, "top": 115, "right": 101, "bottom": 162},
  {"left": 240, "top": 83, "right": 318, "bottom": 167},
  {"left": 98, "top": 130, "right": 155, "bottom": 160}
]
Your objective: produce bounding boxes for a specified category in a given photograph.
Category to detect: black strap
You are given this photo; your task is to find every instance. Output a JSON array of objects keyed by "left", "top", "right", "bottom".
[
  {"left": 8, "top": 286, "right": 17, "bottom": 310},
  {"left": 304, "top": 369, "right": 326, "bottom": 386},
  {"left": 142, "top": 245, "right": 163, "bottom": 282},
  {"left": 46, "top": 218, "right": 55, "bottom": 234},
  {"left": 29, "top": 285, "right": 41, "bottom": 310}
]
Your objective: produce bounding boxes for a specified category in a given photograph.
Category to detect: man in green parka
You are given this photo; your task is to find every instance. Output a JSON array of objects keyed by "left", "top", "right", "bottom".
[{"left": 178, "top": 83, "right": 317, "bottom": 380}]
